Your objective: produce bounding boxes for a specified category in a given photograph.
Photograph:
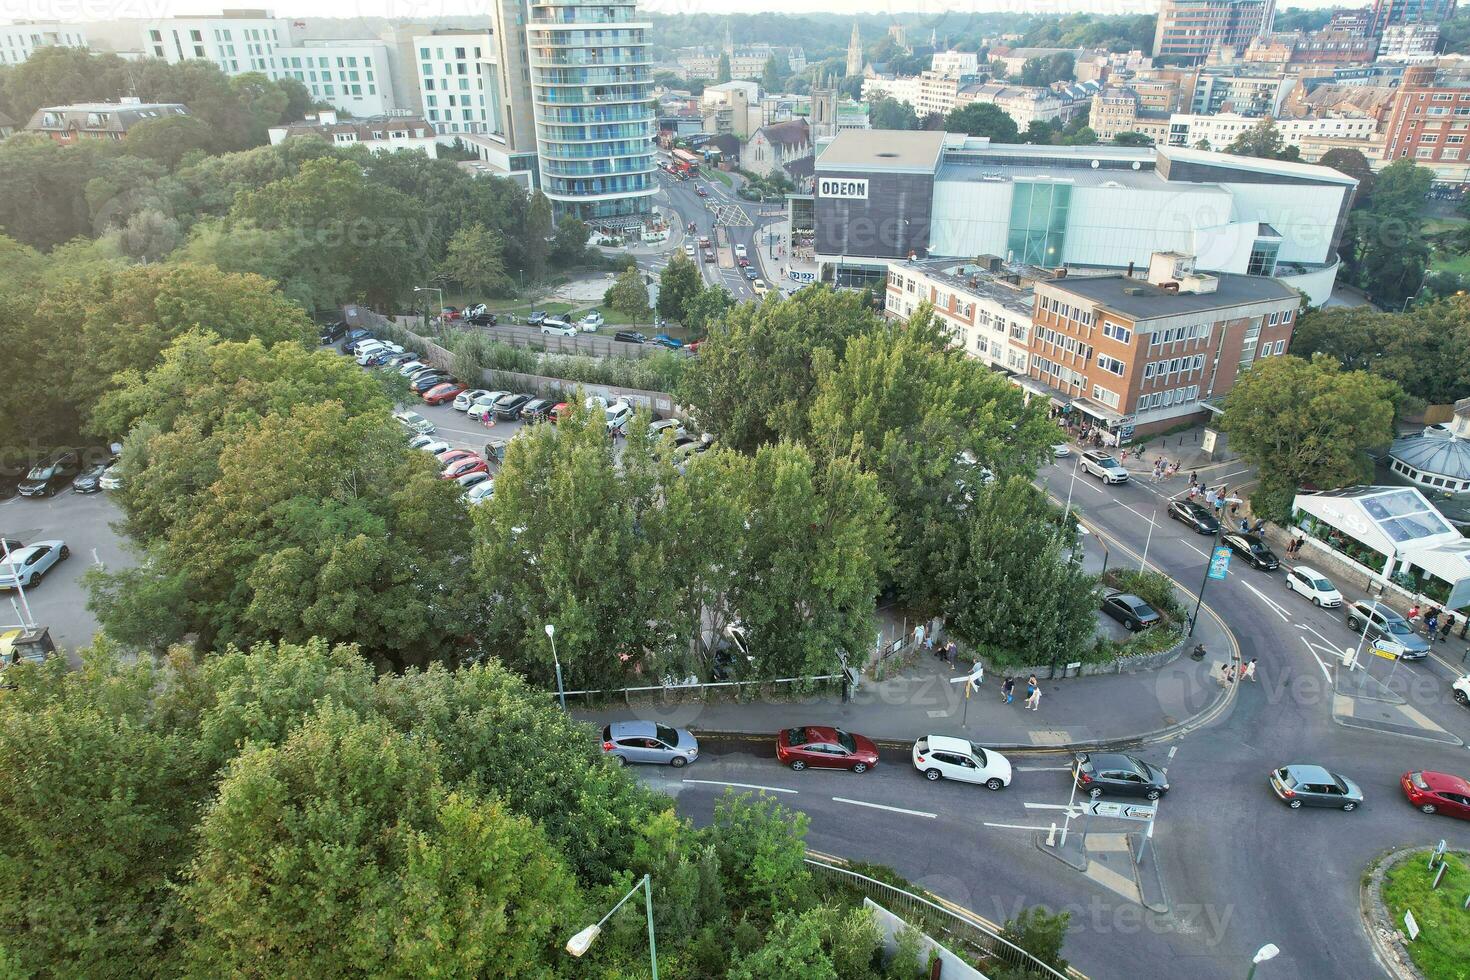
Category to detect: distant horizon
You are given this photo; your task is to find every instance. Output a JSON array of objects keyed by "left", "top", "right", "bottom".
[{"left": 3, "top": 0, "right": 1370, "bottom": 27}]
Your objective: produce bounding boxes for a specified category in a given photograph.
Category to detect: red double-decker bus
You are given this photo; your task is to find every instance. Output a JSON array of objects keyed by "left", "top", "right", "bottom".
[{"left": 671, "top": 148, "right": 702, "bottom": 174}]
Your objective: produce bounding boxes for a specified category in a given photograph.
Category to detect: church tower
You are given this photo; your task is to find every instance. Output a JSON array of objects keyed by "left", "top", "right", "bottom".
[{"left": 845, "top": 22, "right": 863, "bottom": 77}]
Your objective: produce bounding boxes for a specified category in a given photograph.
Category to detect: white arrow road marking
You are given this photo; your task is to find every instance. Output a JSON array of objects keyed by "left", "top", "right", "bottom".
[
  {"left": 832, "top": 797, "right": 936, "bottom": 819},
  {"left": 682, "top": 779, "right": 796, "bottom": 794},
  {"left": 1024, "top": 802, "right": 1082, "bottom": 812},
  {"left": 1299, "top": 637, "right": 1333, "bottom": 682},
  {"left": 1242, "top": 580, "right": 1291, "bottom": 622},
  {"left": 983, "top": 822, "right": 1057, "bottom": 831}
]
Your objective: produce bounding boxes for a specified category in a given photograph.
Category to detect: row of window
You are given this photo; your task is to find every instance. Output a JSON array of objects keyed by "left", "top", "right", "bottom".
[
  {"left": 1144, "top": 353, "right": 1205, "bottom": 380},
  {"left": 1147, "top": 321, "right": 1214, "bottom": 349},
  {"left": 1092, "top": 385, "right": 1121, "bottom": 409},
  {"left": 1101, "top": 320, "right": 1131, "bottom": 344},
  {"left": 1035, "top": 325, "right": 1094, "bottom": 363},
  {"left": 1390, "top": 459, "right": 1470, "bottom": 493},
  {"left": 1138, "top": 385, "right": 1200, "bottom": 412},
  {"left": 1033, "top": 355, "right": 1086, "bottom": 390},
  {"left": 1097, "top": 354, "right": 1126, "bottom": 376},
  {"left": 420, "top": 46, "right": 485, "bottom": 60},
  {"left": 1256, "top": 339, "right": 1288, "bottom": 358},
  {"left": 1039, "top": 294, "right": 1095, "bottom": 327}
]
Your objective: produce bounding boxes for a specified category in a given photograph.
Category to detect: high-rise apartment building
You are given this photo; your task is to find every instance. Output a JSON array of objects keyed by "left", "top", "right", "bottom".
[
  {"left": 0, "top": 22, "right": 88, "bottom": 66},
  {"left": 1153, "top": 0, "right": 1276, "bottom": 63},
  {"left": 1370, "top": 0, "right": 1457, "bottom": 35},
  {"left": 526, "top": 0, "right": 656, "bottom": 225}
]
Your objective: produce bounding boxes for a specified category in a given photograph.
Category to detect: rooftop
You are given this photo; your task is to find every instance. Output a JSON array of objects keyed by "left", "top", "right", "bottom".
[
  {"left": 900, "top": 258, "right": 1036, "bottom": 317},
  {"left": 1391, "top": 433, "right": 1470, "bottom": 482},
  {"left": 816, "top": 129, "right": 947, "bottom": 173},
  {"left": 1042, "top": 272, "right": 1299, "bottom": 321}
]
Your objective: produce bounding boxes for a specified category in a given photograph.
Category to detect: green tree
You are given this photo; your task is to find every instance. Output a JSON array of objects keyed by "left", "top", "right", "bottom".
[
  {"left": 1114, "top": 130, "right": 1154, "bottom": 146},
  {"left": 1289, "top": 300, "right": 1470, "bottom": 406},
  {"left": 551, "top": 214, "right": 591, "bottom": 267},
  {"left": 870, "top": 95, "right": 920, "bottom": 130},
  {"left": 718, "top": 51, "right": 733, "bottom": 84},
  {"left": 228, "top": 71, "right": 290, "bottom": 146},
  {"left": 762, "top": 55, "right": 785, "bottom": 93},
  {"left": 1225, "top": 117, "right": 1293, "bottom": 160},
  {"left": 684, "top": 283, "right": 735, "bottom": 334},
  {"left": 1348, "top": 159, "right": 1433, "bottom": 305},
  {"left": 605, "top": 263, "right": 651, "bottom": 322},
  {"left": 1024, "top": 119, "right": 1058, "bottom": 144},
  {"left": 1220, "top": 354, "right": 1400, "bottom": 517},
  {"left": 944, "top": 101, "right": 1020, "bottom": 142},
  {"left": 122, "top": 114, "right": 215, "bottom": 169},
  {"left": 710, "top": 791, "right": 813, "bottom": 918},
  {"left": 657, "top": 250, "right": 703, "bottom": 322},
  {"left": 524, "top": 190, "right": 553, "bottom": 281},
  {"left": 942, "top": 477, "right": 1099, "bottom": 669},
  {"left": 440, "top": 222, "right": 512, "bottom": 296},
  {"left": 989, "top": 907, "right": 1072, "bottom": 980},
  {"left": 1319, "top": 146, "right": 1376, "bottom": 203},
  {"left": 730, "top": 905, "right": 884, "bottom": 980}
]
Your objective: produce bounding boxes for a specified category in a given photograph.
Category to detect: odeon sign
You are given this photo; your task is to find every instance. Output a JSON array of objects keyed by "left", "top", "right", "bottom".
[{"left": 817, "top": 177, "right": 869, "bottom": 200}]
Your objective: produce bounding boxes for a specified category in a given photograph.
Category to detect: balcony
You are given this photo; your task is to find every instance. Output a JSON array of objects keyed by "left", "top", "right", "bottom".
[
  {"left": 536, "top": 104, "right": 652, "bottom": 124},
  {"left": 534, "top": 86, "right": 651, "bottom": 106},
  {"left": 540, "top": 156, "right": 653, "bottom": 178}
]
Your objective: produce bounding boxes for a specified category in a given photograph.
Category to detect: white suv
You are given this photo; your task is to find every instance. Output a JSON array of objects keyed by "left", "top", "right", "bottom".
[
  {"left": 911, "top": 735, "right": 1012, "bottom": 790},
  {"left": 1081, "top": 450, "right": 1129, "bottom": 484},
  {"left": 1453, "top": 673, "right": 1469, "bottom": 707}
]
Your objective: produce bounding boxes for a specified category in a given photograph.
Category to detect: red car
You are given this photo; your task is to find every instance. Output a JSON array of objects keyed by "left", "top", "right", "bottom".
[
  {"left": 434, "top": 449, "right": 476, "bottom": 467},
  {"left": 737, "top": 257, "right": 749, "bottom": 267},
  {"left": 1401, "top": 770, "right": 1470, "bottom": 820},
  {"left": 422, "top": 382, "right": 466, "bottom": 405},
  {"left": 442, "top": 456, "right": 488, "bottom": 480},
  {"left": 549, "top": 401, "right": 571, "bottom": 423},
  {"left": 776, "top": 726, "right": 879, "bottom": 773}
]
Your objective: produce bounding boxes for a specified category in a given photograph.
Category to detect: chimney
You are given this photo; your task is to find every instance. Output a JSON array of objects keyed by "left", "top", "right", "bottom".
[{"left": 1126, "top": 261, "right": 1134, "bottom": 278}]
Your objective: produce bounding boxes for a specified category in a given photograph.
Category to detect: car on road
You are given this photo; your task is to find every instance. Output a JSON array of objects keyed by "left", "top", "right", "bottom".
[
  {"left": 1283, "top": 566, "right": 1342, "bottom": 608},
  {"left": 734, "top": 243, "right": 746, "bottom": 258},
  {"left": 1100, "top": 591, "right": 1161, "bottom": 632},
  {"left": 752, "top": 281, "right": 769, "bottom": 296},
  {"left": 1344, "top": 601, "right": 1429, "bottom": 660},
  {"left": 1401, "top": 770, "right": 1470, "bottom": 820},
  {"left": 493, "top": 393, "right": 532, "bottom": 420},
  {"left": 393, "top": 410, "right": 436, "bottom": 435},
  {"left": 776, "top": 725, "right": 879, "bottom": 773},
  {"left": 541, "top": 320, "right": 577, "bottom": 337},
  {"left": 422, "top": 382, "right": 466, "bottom": 406},
  {"left": 1269, "top": 764, "right": 1363, "bottom": 811},
  {"left": 737, "top": 256, "right": 749, "bottom": 267},
  {"left": 652, "top": 333, "right": 684, "bottom": 349},
  {"left": 911, "top": 735, "right": 1011, "bottom": 789},
  {"left": 17, "top": 452, "right": 80, "bottom": 497},
  {"left": 0, "top": 541, "right": 69, "bottom": 589},
  {"left": 614, "top": 330, "right": 647, "bottom": 345},
  {"left": 442, "top": 456, "right": 488, "bottom": 481},
  {"left": 744, "top": 267, "right": 758, "bottom": 280},
  {"left": 1074, "top": 752, "right": 1169, "bottom": 800},
  {"left": 696, "top": 186, "right": 708, "bottom": 197},
  {"left": 1168, "top": 499, "right": 1219, "bottom": 535},
  {"left": 601, "top": 721, "right": 699, "bottom": 767},
  {"left": 466, "top": 312, "right": 497, "bottom": 326},
  {"left": 1221, "top": 531, "right": 1279, "bottom": 571},
  {"left": 520, "top": 398, "right": 555, "bottom": 422},
  {"left": 464, "top": 479, "right": 496, "bottom": 505},
  {"left": 1052, "top": 443, "right": 1071, "bottom": 457},
  {"left": 71, "top": 462, "right": 111, "bottom": 494},
  {"left": 1454, "top": 673, "right": 1470, "bottom": 706},
  {"left": 684, "top": 242, "right": 696, "bottom": 257},
  {"left": 1079, "top": 450, "right": 1129, "bottom": 484},
  {"left": 454, "top": 388, "right": 493, "bottom": 412},
  {"left": 98, "top": 462, "right": 123, "bottom": 491},
  {"left": 703, "top": 248, "right": 714, "bottom": 262},
  {"left": 527, "top": 310, "right": 547, "bottom": 325},
  {"left": 579, "top": 310, "right": 605, "bottom": 329}
]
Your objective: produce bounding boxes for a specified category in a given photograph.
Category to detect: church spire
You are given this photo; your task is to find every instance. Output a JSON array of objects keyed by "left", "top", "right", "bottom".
[{"left": 845, "top": 21, "right": 863, "bottom": 78}]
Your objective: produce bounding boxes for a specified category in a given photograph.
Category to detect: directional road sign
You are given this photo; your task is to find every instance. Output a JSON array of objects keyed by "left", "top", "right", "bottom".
[{"left": 1084, "top": 801, "right": 1156, "bottom": 820}]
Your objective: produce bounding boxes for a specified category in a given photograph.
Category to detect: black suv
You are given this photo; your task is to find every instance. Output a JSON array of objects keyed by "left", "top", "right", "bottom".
[
  {"left": 17, "top": 451, "right": 80, "bottom": 497},
  {"left": 614, "top": 331, "right": 647, "bottom": 345},
  {"left": 319, "top": 320, "right": 347, "bottom": 344}
]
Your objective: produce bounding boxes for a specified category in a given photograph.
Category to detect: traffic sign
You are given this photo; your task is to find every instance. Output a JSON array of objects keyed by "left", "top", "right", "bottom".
[
  {"left": 1207, "top": 546, "right": 1232, "bottom": 581},
  {"left": 1085, "top": 801, "right": 1156, "bottom": 820}
]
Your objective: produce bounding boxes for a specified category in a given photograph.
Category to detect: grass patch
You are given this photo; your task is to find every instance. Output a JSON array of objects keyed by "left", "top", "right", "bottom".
[
  {"left": 1424, "top": 216, "right": 1469, "bottom": 235},
  {"left": 1430, "top": 250, "right": 1470, "bottom": 278},
  {"left": 1382, "top": 851, "right": 1470, "bottom": 980},
  {"left": 703, "top": 166, "right": 732, "bottom": 187}
]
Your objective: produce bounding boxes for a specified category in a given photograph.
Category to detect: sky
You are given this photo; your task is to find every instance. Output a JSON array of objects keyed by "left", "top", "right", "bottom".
[{"left": 4, "top": 0, "right": 1368, "bottom": 24}]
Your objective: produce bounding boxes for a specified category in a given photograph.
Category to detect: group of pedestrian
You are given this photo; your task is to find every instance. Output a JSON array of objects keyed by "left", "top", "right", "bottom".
[
  {"left": 1000, "top": 675, "right": 1042, "bottom": 710},
  {"left": 1150, "top": 457, "right": 1180, "bottom": 482},
  {"left": 1284, "top": 533, "right": 1305, "bottom": 558},
  {"left": 1409, "top": 603, "right": 1461, "bottom": 642},
  {"left": 1218, "top": 659, "right": 1258, "bottom": 684}
]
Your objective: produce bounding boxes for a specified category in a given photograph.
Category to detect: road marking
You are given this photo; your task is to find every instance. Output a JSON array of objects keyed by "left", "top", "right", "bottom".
[
  {"left": 1242, "top": 580, "right": 1290, "bottom": 622},
  {"left": 1297, "top": 621, "right": 1347, "bottom": 652},
  {"left": 1180, "top": 541, "right": 1208, "bottom": 559},
  {"left": 1016, "top": 765, "right": 1072, "bottom": 772},
  {"left": 1024, "top": 802, "right": 1081, "bottom": 812},
  {"left": 1114, "top": 500, "right": 1156, "bottom": 524},
  {"left": 1299, "top": 637, "right": 1333, "bottom": 682},
  {"left": 1167, "top": 745, "right": 1178, "bottom": 760},
  {"left": 983, "top": 821, "right": 1056, "bottom": 831},
  {"left": 832, "top": 797, "right": 936, "bottom": 819},
  {"left": 1073, "top": 476, "right": 1105, "bottom": 495},
  {"left": 682, "top": 779, "right": 796, "bottom": 795}
]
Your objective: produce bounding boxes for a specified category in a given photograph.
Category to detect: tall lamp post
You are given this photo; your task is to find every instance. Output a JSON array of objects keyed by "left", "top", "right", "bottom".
[
  {"left": 1077, "top": 526, "right": 1110, "bottom": 578},
  {"left": 1245, "top": 943, "right": 1279, "bottom": 980},
  {"left": 566, "top": 873, "right": 658, "bottom": 980},
  {"left": 413, "top": 285, "right": 444, "bottom": 327},
  {"left": 545, "top": 623, "right": 566, "bottom": 712}
]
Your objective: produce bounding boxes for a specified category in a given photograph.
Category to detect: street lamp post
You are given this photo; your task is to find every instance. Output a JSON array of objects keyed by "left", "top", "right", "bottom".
[
  {"left": 566, "top": 873, "right": 658, "bottom": 980},
  {"left": 413, "top": 285, "right": 444, "bottom": 327},
  {"left": 544, "top": 623, "right": 566, "bottom": 712},
  {"left": 1078, "top": 525, "right": 1110, "bottom": 578},
  {"left": 1245, "top": 943, "right": 1279, "bottom": 980}
]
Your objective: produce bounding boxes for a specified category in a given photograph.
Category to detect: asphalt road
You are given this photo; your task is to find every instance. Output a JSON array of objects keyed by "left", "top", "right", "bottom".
[{"left": 651, "top": 162, "right": 781, "bottom": 304}]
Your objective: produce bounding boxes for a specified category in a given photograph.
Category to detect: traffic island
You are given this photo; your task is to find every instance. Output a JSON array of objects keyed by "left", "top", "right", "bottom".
[
  {"left": 1360, "top": 845, "right": 1470, "bottom": 980},
  {"left": 1034, "top": 801, "right": 1168, "bottom": 914}
]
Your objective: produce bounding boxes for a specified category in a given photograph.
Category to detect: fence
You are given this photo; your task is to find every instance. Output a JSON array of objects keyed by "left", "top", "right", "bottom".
[
  {"left": 459, "top": 321, "right": 664, "bottom": 360},
  {"left": 559, "top": 673, "right": 844, "bottom": 706},
  {"left": 804, "top": 854, "right": 1077, "bottom": 980}
]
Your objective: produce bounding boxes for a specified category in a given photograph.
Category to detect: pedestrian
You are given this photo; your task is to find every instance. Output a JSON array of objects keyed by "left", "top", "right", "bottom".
[
  {"left": 1440, "top": 613, "right": 1455, "bottom": 642},
  {"left": 1230, "top": 500, "right": 1241, "bottom": 517},
  {"left": 1426, "top": 609, "right": 1440, "bottom": 636},
  {"left": 1002, "top": 677, "right": 1015, "bottom": 704},
  {"left": 1189, "top": 471, "right": 1198, "bottom": 489},
  {"left": 1217, "top": 661, "right": 1231, "bottom": 685},
  {"left": 1408, "top": 602, "right": 1421, "bottom": 623},
  {"left": 913, "top": 623, "right": 925, "bottom": 650},
  {"left": 1025, "top": 675, "right": 1037, "bottom": 706},
  {"left": 1239, "top": 517, "right": 1250, "bottom": 532},
  {"left": 946, "top": 641, "right": 957, "bottom": 669},
  {"left": 1252, "top": 518, "right": 1265, "bottom": 534},
  {"left": 1226, "top": 662, "right": 1236, "bottom": 684},
  {"left": 1025, "top": 685, "right": 1042, "bottom": 711}
]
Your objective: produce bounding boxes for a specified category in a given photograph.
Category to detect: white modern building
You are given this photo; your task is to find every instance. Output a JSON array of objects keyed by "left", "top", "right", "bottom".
[
  {"left": 1167, "top": 112, "right": 1380, "bottom": 150},
  {"left": 141, "top": 12, "right": 291, "bottom": 71},
  {"left": 806, "top": 130, "right": 1358, "bottom": 305},
  {"left": 930, "top": 50, "right": 979, "bottom": 79},
  {"left": 272, "top": 41, "right": 395, "bottom": 117},
  {"left": 413, "top": 31, "right": 499, "bottom": 138},
  {"left": 0, "top": 22, "right": 88, "bottom": 65},
  {"left": 267, "top": 110, "right": 438, "bottom": 157}
]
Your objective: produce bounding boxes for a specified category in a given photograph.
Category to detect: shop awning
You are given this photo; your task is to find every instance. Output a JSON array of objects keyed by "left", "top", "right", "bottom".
[{"left": 1072, "top": 398, "right": 1125, "bottom": 425}]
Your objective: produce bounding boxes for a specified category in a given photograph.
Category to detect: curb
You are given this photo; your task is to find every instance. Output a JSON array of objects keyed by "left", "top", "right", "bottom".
[{"left": 1358, "top": 846, "right": 1439, "bottom": 980}]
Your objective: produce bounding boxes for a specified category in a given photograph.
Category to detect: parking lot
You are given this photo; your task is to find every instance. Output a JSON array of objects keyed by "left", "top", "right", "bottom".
[{"left": 1, "top": 486, "right": 135, "bottom": 659}]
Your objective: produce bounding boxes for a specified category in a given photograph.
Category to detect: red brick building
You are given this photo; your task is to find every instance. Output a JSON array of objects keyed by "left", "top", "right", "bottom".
[{"left": 1383, "top": 60, "right": 1470, "bottom": 168}]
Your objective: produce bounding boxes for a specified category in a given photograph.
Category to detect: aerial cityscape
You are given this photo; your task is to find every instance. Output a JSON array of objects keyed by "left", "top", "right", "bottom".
[{"left": 3, "top": 0, "right": 1470, "bottom": 977}]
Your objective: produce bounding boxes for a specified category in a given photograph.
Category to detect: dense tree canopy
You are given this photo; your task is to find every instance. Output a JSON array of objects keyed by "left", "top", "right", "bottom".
[
  {"left": 945, "top": 101, "right": 1021, "bottom": 143},
  {"left": 1289, "top": 298, "right": 1470, "bottom": 406}
]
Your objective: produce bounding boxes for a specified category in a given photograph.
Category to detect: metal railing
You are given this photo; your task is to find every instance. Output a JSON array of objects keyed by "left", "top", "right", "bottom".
[
  {"left": 560, "top": 673, "right": 843, "bottom": 703},
  {"left": 804, "top": 854, "right": 1077, "bottom": 980}
]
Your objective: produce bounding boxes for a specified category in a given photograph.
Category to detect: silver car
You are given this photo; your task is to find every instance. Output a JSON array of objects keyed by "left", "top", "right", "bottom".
[
  {"left": 0, "top": 541, "right": 69, "bottom": 589},
  {"left": 601, "top": 721, "right": 699, "bottom": 768}
]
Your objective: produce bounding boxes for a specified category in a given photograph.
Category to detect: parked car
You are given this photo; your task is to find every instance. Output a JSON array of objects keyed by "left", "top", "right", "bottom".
[
  {"left": 1454, "top": 673, "right": 1470, "bottom": 706},
  {"left": 1080, "top": 450, "right": 1129, "bottom": 484},
  {"left": 353, "top": 341, "right": 390, "bottom": 365},
  {"left": 1074, "top": 752, "right": 1169, "bottom": 800},
  {"left": 467, "top": 312, "right": 497, "bottom": 326},
  {"left": 454, "top": 389, "right": 493, "bottom": 412},
  {"left": 549, "top": 402, "right": 571, "bottom": 423},
  {"left": 409, "top": 373, "right": 451, "bottom": 394},
  {"left": 579, "top": 310, "right": 605, "bottom": 329},
  {"left": 650, "top": 418, "right": 686, "bottom": 440},
  {"left": 1269, "top": 764, "right": 1363, "bottom": 811},
  {"left": 98, "top": 463, "right": 124, "bottom": 491},
  {"left": 493, "top": 393, "right": 532, "bottom": 420},
  {"left": 601, "top": 721, "right": 699, "bottom": 767},
  {"left": 418, "top": 440, "right": 451, "bottom": 456},
  {"left": 605, "top": 401, "right": 633, "bottom": 432},
  {"left": 405, "top": 367, "right": 442, "bottom": 383},
  {"left": 456, "top": 470, "right": 491, "bottom": 490},
  {"left": 393, "top": 410, "right": 436, "bottom": 435},
  {"left": 614, "top": 330, "right": 647, "bottom": 345},
  {"left": 520, "top": 398, "right": 555, "bottom": 422},
  {"left": 1345, "top": 601, "right": 1430, "bottom": 660},
  {"left": 1221, "top": 531, "right": 1279, "bottom": 571},
  {"left": 434, "top": 448, "right": 476, "bottom": 465},
  {"left": 17, "top": 452, "right": 80, "bottom": 497},
  {"left": 318, "top": 320, "right": 347, "bottom": 344},
  {"left": 361, "top": 344, "right": 405, "bottom": 366},
  {"left": 0, "top": 541, "right": 69, "bottom": 589},
  {"left": 541, "top": 320, "right": 577, "bottom": 337},
  {"left": 652, "top": 333, "right": 683, "bottom": 349},
  {"left": 381, "top": 353, "right": 418, "bottom": 369},
  {"left": 442, "top": 456, "right": 488, "bottom": 481},
  {"left": 440, "top": 307, "right": 460, "bottom": 320},
  {"left": 776, "top": 726, "right": 878, "bottom": 773},
  {"left": 464, "top": 480, "right": 496, "bottom": 505},
  {"left": 1284, "top": 566, "right": 1342, "bottom": 607},
  {"left": 407, "top": 433, "right": 437, "bottom": 450},
  {"left": 911, "top": 735, "right": 1011, "bottom": 789},
  {"left": 467, "top": 392, "right": 511, "bottom": 421},
  {"left": 342, "top": 329, "right": 373, "bottom": 353},
  {"left": 1400, "top": 770, "right": 1470, "bottom": 820},
  {"left": 1168, "top": 499, "right": 1220, "bottom": 535},
  {"left": 1100, "top": 591, "right": 1161, "bottom": 632},
  {"left": 422, "top": 382, "right": 467, "bottom": 406},
  {"left": 71, "top": 462, "right": 111, "bottom": 494},
  {"left": 1052, "top": 443, "right": 1071, "bottom": 458},
  {"left": 527, "top": 310, "right": 547, "bottom": 325},
  {"left": 398, "top": 361, "right": 430, "bottom": 377}
]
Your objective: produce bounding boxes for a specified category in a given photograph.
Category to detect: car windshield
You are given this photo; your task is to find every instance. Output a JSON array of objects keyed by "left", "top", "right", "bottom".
[
  {"left": 1387, "top": 621, "right": 1413, "bottom": 636},
  {"left": 25, "top": 465, "right": 53, "bottom": 480},
  {"left": 1311, "top": 577, "right": 1333, "bottom": 591},
  {"left": 1096, "top": 456, "right": 1118, "bottom": 467},
  {"left": 834, "top": 730, "right": 856, "bottom": 753},
  {"left": 1410, "top": 771, "right": 1428, "bottom": 790},
  {"left": 785, "top": 727, "right": 809, "bottom": 746},
  {"left": 655, "top": 724, "right": 679, "bottom": 746}
]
